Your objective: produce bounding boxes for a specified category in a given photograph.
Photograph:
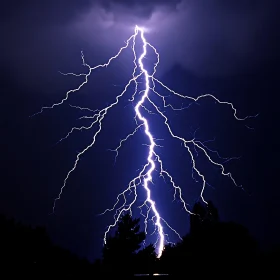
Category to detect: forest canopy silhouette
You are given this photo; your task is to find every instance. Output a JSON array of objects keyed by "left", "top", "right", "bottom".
[{"left": 0, "top": 201, "right": 278, "bottom": 277}]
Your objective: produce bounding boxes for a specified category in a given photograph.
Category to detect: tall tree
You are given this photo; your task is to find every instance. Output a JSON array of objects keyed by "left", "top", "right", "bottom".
[
  {"left": 135, "top": 244, "right": 157, "bottom": 275},
  {"left": 102, "top": 213, "right": 145, "bottom": 276},
  {"left": 190, "top": 200, "right": 219, "bottom": 234}
]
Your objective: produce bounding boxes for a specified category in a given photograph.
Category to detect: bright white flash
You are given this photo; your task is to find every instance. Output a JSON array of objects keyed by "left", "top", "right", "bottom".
[{"left": 32, "top": 25, "right": 256, "bottom": 258}]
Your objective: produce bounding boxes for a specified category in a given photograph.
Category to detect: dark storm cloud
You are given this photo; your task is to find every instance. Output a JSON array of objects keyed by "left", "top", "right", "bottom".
[
  {"left": 1, "top": 1, "right": 94, "bottom": 90},
  {"left": 1, "top": 0, "right": 180, "bottom": 25},
  {"left": 1, "top": 0, "right": 92, "bottom": 24},
  {"left": 149, "top": 0, "right": 279, "bottom": 76},
  {"left": 100, "top": 0, "right": 182, "bottom": 18},
  {"left": 1, "top": 0, "right": 182, "bottom": 90},
  {"left": 1, "top": 0, "right": 279, "bottom": 91},
  {"left": 91, "top": 0, "right": 279, "bottom": 76}
]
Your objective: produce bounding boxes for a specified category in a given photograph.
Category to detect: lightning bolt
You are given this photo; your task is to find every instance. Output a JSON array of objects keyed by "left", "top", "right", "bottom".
[{"left": 32, "top": 26, "right": 256, "bottom": 258}]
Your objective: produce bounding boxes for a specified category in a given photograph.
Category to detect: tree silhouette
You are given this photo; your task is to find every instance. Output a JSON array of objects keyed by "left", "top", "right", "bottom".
[
  {"left": 102, "top": 213, "right": 145, "bottom": 276},
  {"left": 0, "top": 214, "right": 92, "bottom": 277},
  {"left": 135, "top": 243, "right": 157, "bottom": 275},
  {"left": 2, "top": 202, "right": 279, "bottom": 277},
  {"left": 159, "top": 201, "right": 258, "bottom": 276},
  {"left": 190, "top": 200, "right": 219, "bottom": 235}
]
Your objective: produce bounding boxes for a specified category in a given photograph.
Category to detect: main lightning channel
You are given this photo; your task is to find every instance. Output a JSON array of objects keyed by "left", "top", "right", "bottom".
[{"left": 134, "top": 26, "right": 165, "bottom": 257}]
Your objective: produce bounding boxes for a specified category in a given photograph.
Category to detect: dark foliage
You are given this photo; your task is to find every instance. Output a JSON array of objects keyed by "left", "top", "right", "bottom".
[
  {"left": 159, "top": 201, "right": 278, "bottom": 277},
  {"left": 0, "top": 214, "right": 92, "bottom": 277},
  {"left": 102, "top": 213, "right": 157, "bottom": 276},
  {"left": 0, "top": 201, "right": 279, "bottom": 277}
]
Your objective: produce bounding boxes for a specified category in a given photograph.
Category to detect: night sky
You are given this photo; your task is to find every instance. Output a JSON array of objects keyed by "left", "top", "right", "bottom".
[{"left": 1, "top": 0, "right": 279, "bottom": 261}]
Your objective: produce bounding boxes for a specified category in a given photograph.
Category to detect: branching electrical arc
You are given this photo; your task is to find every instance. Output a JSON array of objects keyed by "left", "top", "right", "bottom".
[{"left": 32, "top": 26, "right": 256, "bottom": 258}]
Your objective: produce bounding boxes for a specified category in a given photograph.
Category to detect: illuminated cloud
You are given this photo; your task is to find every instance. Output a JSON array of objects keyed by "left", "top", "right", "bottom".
[{"left": 2, "top": 0, "right": 278, "bottom": 90}]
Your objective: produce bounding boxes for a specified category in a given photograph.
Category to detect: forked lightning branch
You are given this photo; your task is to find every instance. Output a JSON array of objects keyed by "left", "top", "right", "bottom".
[{"left": 32, "top": 26, "right": 255, "bottom": 258}]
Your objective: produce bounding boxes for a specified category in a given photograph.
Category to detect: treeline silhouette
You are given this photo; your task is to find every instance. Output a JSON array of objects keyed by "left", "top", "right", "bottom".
[
  {"left": 0, "top": 214, "right": 92, "bottom": 277},
  {"left": 0, "top": 202, "right": 279, "bottom": 277}
]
